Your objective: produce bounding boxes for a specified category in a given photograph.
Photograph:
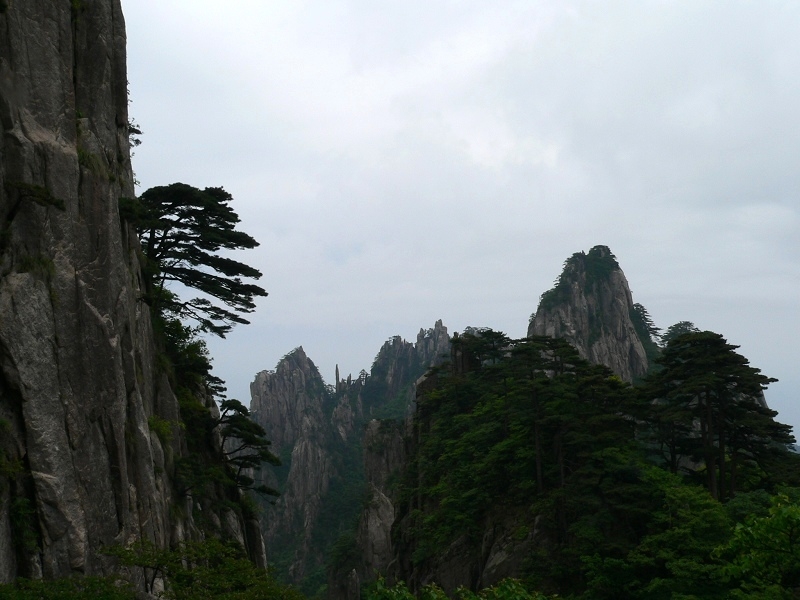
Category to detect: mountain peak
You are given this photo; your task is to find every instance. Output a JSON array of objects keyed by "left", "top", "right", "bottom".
[{"left": 529, "top": 246, "right": 651, "bottom": 382}]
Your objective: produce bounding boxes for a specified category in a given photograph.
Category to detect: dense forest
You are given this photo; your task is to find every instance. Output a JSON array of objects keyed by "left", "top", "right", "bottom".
[
  {"left": 9, "top": 324, "right": 798, "bottom": 600},
  {"left": 370, "top": 329, "right": 800, "bottom": 599}
]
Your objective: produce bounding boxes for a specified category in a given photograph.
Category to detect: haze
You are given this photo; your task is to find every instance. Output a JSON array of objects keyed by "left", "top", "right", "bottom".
[{"left": 124, "top": 1, "right": 800, "bottom": 433}]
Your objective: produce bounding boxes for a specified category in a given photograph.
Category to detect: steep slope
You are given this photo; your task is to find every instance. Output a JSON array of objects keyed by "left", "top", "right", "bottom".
[
  {"left": 0, "top": 1, "right": 264, "bottom": 584},
  {"left": 528, "top": 245, "right": 654, "bottom": 382},
  {"left": 335, "top": 249, "right": 657, "bottom": 594},
  {"left": 249, "top": 321, "right": 450, "bottom": 595},
  {"left": 250, "top": 347, "right": 343, "bottom": 588}
]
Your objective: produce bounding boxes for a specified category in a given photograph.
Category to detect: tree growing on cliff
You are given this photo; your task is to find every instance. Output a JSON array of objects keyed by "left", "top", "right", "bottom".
[
  {"left": 120, "top": 183, "right": 267, "bottom": 337},
  {"left": 217, "top": 399, "right": 280, "bottom": 497}
]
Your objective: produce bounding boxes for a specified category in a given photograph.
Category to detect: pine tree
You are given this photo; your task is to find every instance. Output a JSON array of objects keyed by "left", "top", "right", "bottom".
[
  {"left": 120, "top": 183, "right": 267, "bottom": 337},
  {"left": 641, "top": 331, "right": 794, "bottom": 500}
]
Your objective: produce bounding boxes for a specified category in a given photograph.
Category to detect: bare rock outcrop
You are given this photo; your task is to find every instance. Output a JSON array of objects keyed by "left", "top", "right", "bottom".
[
  {"left": 250, "top": 347, "right": 332, "bottom": 452},
  {"left": 249, "top": 323, "right": 450, "bottom": 594},
  {"left": 528, "top": 245, "right": 651, "bottom": 382},
  {"left": 355, "top": 419, "right": 406, "bottom": 577},
  {"left": 0, "top": 1, "right": 264, "bottom": 584},
  {"left": 250, "top": 347, "right": 342, "bottom": 582}
]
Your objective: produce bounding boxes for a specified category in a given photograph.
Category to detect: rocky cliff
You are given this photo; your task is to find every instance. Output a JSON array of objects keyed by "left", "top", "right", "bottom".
[
  {"left": 249, "top": 321, "right": 450, "bottom": 595},
  {"left": 0, "top": 1, "right": 264, "bottom": 585},
  {"left": 344, "top": 249, "right": 658, "bottom": 594},
  {"left": 528, "top": 245, "right": 654, "bottom": 382},
  {"left": 250, "top": 347, "right": 343, "bottom": 586}
]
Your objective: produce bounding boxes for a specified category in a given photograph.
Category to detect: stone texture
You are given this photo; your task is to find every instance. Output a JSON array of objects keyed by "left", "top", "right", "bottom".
[
  {"left": 249, "top": 323, "right": 450, "bottom": 591},
  {"left": 528, "top": 245, "right": 650, "bottom": 382},
  {"left": 0, "top": 0, "right": 264, "bottom": 583},
  {"left": 355, "top": 420, "right": 406, "bottom": 578},
  {"left": 250, "top": 348, "right": 337, "bottom": 582},
  {"left": 250, "top": 347, "right": 330, "bottom": 452}
]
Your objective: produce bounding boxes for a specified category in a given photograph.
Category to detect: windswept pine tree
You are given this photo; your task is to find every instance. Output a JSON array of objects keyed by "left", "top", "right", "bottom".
[{"left": 120, "top": 183, "right": 268, "bottom": 337}]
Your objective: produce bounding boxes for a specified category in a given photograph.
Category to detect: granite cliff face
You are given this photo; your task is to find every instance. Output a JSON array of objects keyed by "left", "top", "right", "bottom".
[
  {"left": 249, "top": 321, "right": 450, "bottom": 594},
  {"left": 528, "top": 245, "right": 653, "bottom": 382},
  {"left": 0, "top": 1, "right": 263, "bottom": 584},
  {"left": 250, "top": 347, "right": 343, "bottom": 584}
]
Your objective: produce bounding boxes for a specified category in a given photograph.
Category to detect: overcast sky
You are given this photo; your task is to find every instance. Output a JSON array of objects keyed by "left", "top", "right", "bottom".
[{"left": 124, "top": 1, "right": 800, "bottom": 433}]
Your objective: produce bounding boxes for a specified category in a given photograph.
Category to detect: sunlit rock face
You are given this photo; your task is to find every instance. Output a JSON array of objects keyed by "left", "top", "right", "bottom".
[
  {"left": 528, "top": 245, "right": 651, "bottom": 382},
  {"left": 0, "top": 1, "right": 264, "bottom": 582}
]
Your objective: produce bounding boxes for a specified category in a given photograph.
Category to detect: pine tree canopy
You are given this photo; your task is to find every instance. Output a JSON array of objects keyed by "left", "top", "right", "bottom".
[{"left": 120, "top": 183, "right": 268, "bottom": 337}]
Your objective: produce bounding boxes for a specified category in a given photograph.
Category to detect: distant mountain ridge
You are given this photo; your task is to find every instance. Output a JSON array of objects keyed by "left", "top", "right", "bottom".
[
  {"left": 248, "top": 321, "right": 450, "bottom": 594},
  {"left": 250, "top": 246, "right": 665, "bottom": 596}
]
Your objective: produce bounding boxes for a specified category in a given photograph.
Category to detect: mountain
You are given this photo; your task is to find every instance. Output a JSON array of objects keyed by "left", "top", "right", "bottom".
[
  {"left": 251, "top": 247, "right": 659, "bottom": 596},
  {"left": 329, "top": 246, "right": 663, "bottom": 595},
  {"left": 528, "top": 245, "right": 657, "bottom": 382},
  {"left": 0, "top": 1, "right": 264, "bottom": 585},
  {"left": 249, "top": 321, "right": 450, "bottom": 596},
  {"left": 244, "top": 244, "right": 797, "bottom": 598}
]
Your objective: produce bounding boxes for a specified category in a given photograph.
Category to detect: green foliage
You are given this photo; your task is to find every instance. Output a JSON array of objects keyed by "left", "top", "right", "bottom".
[
  {"left": 0, "top": 576, "right": 135, "bottom": 600},
  {"left": 389, "top": 325, "right": 800, "bottom": 598},
  {"left": 364, "top": 344, "right": 423, "bottom": 419},
  {"left": 716, "top": 493, "right": 800, "bottom": 598},
  {"left": 302, "top": 431, "right": 366, "bottom": 596},
  {"left": 148, "top": 317, "right": 279, "bottom": 523},
  {"left": 217, "top": 398, "right": 281, "bottom": 497},
  {"left": 77, "top": 146, "right": 107, "bottom": 176},
  {"left": 109, "top": 538, "right": 305, "bottom": 600},
  {"left": 5, "top": 181, "right": 65, "bottom": 210},
  {"left": 155, "top": 313, "right": 225, "bottom": 396},
  {"left": 148, "top": 415, "right": 178, "bottom": 445},
  {"left": 538, "top": 245, "right": 619, "bottom": 313},
  {"left": 584, "top": 468, "right": 732, "bottom": 599},
  {"left": 0, "top": 452, "right": 23, "bottom": 482},
  {"left": 10, "top": 497, "right": 39, "bottom": 553},
  {"left": 659, "top": 321, "right": 699, "bottom": 346},
  {"left": 328, "top": 530, "right": 360, "bottom": 576},
  {"left": 127, "top": 118, "right": 143, "bottom": 150},
  {"left": 638, "top": 331, "right": 794, "bottom": 500},
  {"left": 121, "top": 183, "right": 267, "bottom": 337},
  {"left": 365, "top": 577, "right": 549, "bottom": 599},
  {"left": 399, "top": 331, "right": 641, "bottom": 587},
  {"left": 16, "top": 254, "right": 55, "bottom": 279},
  {"left": 629, "top": 302, "right": 661, "bottom": 374}
]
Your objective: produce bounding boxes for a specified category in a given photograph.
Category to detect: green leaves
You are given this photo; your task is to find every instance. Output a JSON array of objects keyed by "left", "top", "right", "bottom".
[
  {"left": 0, "top": 576, "right": 135, "bottom": 600},
  {"left": 365, "top": 577, "right": 549, "bottom": 600},
  {"left": 122, "top": 183, "right": 267, "bottom": 337},
  {"left": 639, "top": 331, "right": 793, "bottom": 500},
  {"left": 717, "top": 494, "right": 800, "bottom": 596},
  {"left": 388, "top": 326, "right": 800, "bottom": 598},
  {"left": 218, "top": 399, "right": 281, "bottom": 497},
  {"left": 109, "top": 538, "right": 305, "bottom": 600},
  {"left": 400, "top": 331, "right": 641, "bottom": 582}
]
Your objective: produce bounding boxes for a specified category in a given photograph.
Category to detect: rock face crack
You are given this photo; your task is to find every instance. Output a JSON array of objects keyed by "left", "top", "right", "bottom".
[{"left": 0, "top": 0, "right": 266, "bottom": 581}]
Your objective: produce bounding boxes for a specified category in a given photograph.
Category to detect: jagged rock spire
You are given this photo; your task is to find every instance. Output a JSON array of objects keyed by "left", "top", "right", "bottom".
[{"left": 529, "top": 245, "right": 651, "bottom": 382}]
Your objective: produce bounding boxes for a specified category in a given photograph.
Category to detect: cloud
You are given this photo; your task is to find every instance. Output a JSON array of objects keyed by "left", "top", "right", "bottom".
[{"left": 125, "top": 0, "right": 800, "bottom": 433}]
